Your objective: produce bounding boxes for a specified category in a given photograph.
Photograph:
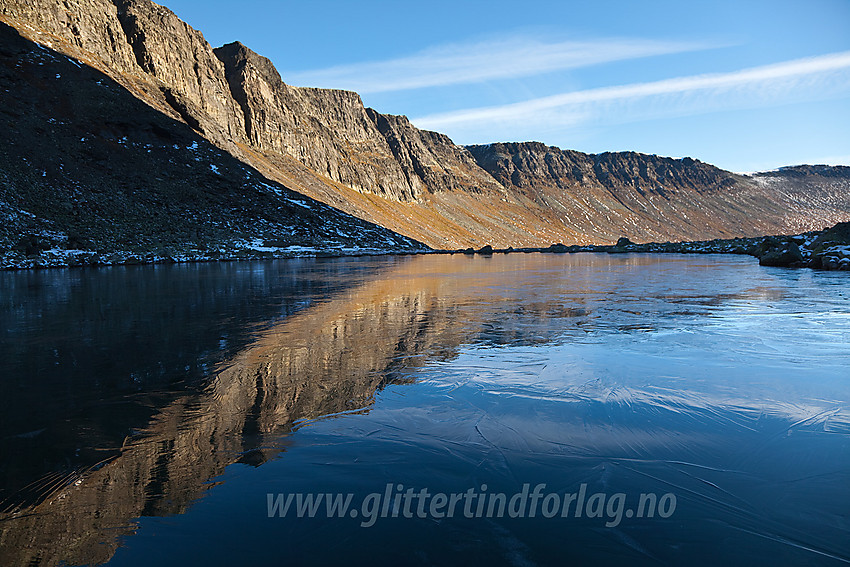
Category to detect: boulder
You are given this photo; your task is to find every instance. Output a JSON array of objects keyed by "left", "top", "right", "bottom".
[{"left": 757, "top": 239, "right": 804, "bottom": 267}]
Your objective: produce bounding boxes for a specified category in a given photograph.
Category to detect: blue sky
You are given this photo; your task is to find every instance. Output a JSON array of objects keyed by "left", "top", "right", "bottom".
[{"left": 165, "top": 0, "right": 850, "bottom": 172}]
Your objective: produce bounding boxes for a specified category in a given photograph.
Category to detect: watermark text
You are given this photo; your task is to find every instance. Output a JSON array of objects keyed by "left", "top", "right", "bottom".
[{"left": 267, "top": 483, "right": 677, "bottom": 528}]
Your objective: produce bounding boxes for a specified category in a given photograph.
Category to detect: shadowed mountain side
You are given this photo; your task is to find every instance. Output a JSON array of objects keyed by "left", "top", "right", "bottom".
[{"left": 3, "top": 0, "right": 849, "bottom": 252}]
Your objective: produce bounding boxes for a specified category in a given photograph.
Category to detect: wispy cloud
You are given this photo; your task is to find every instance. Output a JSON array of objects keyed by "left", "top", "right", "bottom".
[
  {"left": 283, "top": 36, "right": 719, "bottom": 93},
  {"left": 412, "top": 51, "right": 850, "bottom": 133}
]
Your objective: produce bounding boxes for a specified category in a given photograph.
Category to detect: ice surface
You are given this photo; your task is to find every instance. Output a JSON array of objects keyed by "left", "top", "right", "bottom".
[{"left": 2, "top": 255, "right": 848, "bottom": 566}]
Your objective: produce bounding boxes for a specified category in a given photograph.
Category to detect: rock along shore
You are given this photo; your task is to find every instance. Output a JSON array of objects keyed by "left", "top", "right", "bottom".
[
  {"left": 439, "top": 222, "right": 850, "bottom": 271},
  {"left": 5, "top": 223, "right": 849, "bottom": 272}
]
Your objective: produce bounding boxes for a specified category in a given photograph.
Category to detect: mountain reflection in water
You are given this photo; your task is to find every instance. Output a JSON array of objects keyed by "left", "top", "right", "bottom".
[{"left": 0, "top": 254, "right": 848, "bottom": 566}]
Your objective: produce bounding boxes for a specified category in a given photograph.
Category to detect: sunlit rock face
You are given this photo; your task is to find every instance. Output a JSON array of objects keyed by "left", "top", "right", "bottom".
[
  {"left": 213, "top": 42, "right": 422, "bottom": 202},
  {"left": 365, "top": 109, "right": 508, "bottom": 196}
]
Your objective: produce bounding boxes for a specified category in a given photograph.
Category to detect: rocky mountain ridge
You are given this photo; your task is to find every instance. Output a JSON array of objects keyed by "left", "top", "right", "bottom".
[
  {"left": 464, "top": 142, "right": 850, "bottom": 243},
  {"left": 0, "top": 21, "right": 423, "bottom": 269},
  {"left": 1, "top": 0, "right": 849, "bottom": 257}
]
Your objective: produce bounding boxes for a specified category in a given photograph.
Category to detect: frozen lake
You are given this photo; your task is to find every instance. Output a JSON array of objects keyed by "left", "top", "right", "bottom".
[{"left": 1, "top": 253, "right": 848, "bottom": 565}]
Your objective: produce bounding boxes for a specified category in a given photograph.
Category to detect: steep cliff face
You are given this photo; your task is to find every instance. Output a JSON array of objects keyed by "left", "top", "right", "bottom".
[
  {"left": 213, "top": 41, "right": 420, "bottom": 201},
  {"left": 469, "top": 142, "right": 736, "bottom": 196},
  {"left": 0, "top": 0, "right": 245, "bottom": 148},
  {"left": 366, "top": 109, "right": 507, "bottom": 195},
  {"left": 0, "top": 0, "right": 139, "bottom": 73},
  {"left": 112, "top": 0, "right": 244, "bottom": 141}
]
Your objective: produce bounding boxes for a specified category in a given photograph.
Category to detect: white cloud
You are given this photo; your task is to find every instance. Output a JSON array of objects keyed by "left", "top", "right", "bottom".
[
  {"left": 282, "top": 36, "right": 719, "bottom": 93},
  {"left": 412, "top": 51, "right": 850, "bottom": 133}
]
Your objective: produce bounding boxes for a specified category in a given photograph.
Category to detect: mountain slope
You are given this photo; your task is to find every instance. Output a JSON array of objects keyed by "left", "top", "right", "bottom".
[
  {"left": 0, "top": 21, "right": 423, "bottom": 268},
  {"left": 748, "top": 165, "right": 850, "bottom": 231},
  {"left": 466, "top": 143, "right": 850, "bottom": 242},
  {"left": 1, "top": 0, "right": 849, "bottom": 254}
]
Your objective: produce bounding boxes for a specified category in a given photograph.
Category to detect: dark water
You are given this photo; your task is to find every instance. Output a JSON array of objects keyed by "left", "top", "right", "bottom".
[{"left": 1, "top": 254, "right": 848, "bottom": 566}]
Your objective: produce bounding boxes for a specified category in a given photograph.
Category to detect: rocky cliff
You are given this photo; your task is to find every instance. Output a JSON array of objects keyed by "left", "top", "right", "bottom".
[
  {"left": 468, "top": 142, "right": 736, "bottom": 195},
  {"left": 0, "top": 0, "right": 244, "bottom": 146},
  {"left": 213, "top": 41, "right": 422, "bottom": 201},
  {"left": 1, "top": 0, "right": 849, "bottom": 254},
  {"left": 464, "top": 142, "right": 840, "bottom": 243},
  {"left": 366, "top": 108, "right": 508, "bottom": 195},
  {"left": 0, "top": 21, "right": 422, "bottom": 269},
  {"left": 0, "top": 0, "right": 502, "bottom": 204}
]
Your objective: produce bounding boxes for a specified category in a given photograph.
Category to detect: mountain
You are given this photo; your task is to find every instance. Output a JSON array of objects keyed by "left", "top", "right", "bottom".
[
  {"left": 1, "top": 0, "right": 849, "bottom": 266},
  {"left": 0, "top": 20, "right": 423, "bottom": 269},
  {"left": 748, "top": 165, "right": 850, "bottom": 228}
]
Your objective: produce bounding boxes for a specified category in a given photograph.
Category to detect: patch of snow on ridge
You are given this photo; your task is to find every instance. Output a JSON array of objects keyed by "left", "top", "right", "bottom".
[
  {"left": 282, "top": 245, "right": 320, "bottom": 253},
  {"left": 287, "top": 199, "right": 311, "bottom": 209}
]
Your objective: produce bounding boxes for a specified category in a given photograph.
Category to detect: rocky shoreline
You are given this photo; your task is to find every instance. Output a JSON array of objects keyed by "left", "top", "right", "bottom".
[
  {"left": 442, "top": 221, "right": 850, "bottom": 271},
  {"left": 0, "top": 243, "right": 430, "bottom": 270},
  {"left": 5, "top": 222, "right": 848, "bottom": 271}
]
